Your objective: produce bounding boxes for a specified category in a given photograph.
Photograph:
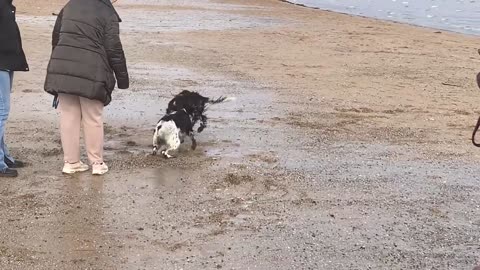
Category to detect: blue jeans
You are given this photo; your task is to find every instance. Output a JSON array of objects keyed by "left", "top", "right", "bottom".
[{"left": 0, "top": 71, "right": 14, "bottom": 170}]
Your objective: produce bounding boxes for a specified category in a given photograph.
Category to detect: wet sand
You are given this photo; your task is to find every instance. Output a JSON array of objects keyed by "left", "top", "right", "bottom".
[{"left": 2, "top": 0, "right": 480, "bottom": 269}]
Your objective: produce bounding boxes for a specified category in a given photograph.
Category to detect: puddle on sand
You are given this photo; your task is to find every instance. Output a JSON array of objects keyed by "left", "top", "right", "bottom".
[
  {"left": 16, "top": 3, "right": 289, "bottom": 169},
  {"left": 77, "top": 166, "right": 189, "bottom": 201},
  {"left": 119, "top": 9, "right": 283, "bottom": 32},
  {"left": 104, "top": 62, "right": 279, "bottom": 165},
  {"left": 135, "top": 167, "right": 185, "bottom": 188},
  {"left": 17, "top": 0, "right": 285, "bottom": 33},
  {"left": 120, "top": 0, "right": 259, "bottom": 10},
  {"left": 204, "top": 146, "right": 244, "bottom": 160}
]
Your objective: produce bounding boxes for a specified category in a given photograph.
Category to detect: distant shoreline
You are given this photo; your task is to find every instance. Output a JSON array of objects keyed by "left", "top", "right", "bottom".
[
  {"left": 278, "top": 0, "right": 319, "bottom": 10},
  {"left": 278, "top": 0, "right": 480, "bottom": 37}
]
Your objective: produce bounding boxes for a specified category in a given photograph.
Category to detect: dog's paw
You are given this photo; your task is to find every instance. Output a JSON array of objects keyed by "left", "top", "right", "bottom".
[
  {"left": 161, "top": 150, "right": 174, "bottom": 159},
  {"left": 191, "top": 141, "right": 197, "bottom": 150}
]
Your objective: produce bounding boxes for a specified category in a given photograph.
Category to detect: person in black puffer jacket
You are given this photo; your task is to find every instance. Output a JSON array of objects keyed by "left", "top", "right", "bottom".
[
  {"left": 0, "top": 0, "right": 29, "bottom": 178},
  {"left": 44, "top": 0, "right": 129, "bottom": 175}
]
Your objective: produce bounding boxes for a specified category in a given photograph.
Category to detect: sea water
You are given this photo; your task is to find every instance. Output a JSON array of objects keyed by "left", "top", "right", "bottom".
[{"left": 288, "top": 0, "right": 480, "bottom": 36}]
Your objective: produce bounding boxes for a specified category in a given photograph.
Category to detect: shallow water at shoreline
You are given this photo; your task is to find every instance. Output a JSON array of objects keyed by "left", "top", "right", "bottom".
[{"left": 288, "top": 0, "right": 480, "bottom": 36}]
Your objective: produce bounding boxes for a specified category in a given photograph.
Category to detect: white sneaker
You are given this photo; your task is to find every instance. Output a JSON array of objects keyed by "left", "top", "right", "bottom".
[
  {"left": 92, "top": 163, "right": 108, "bottom": 175},
  {"left": 62, "top": 161, "right": 89, "bottom": 174}
]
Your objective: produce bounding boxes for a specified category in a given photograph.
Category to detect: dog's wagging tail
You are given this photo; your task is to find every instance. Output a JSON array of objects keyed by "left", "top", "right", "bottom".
[{"left": 208, "top": 96, "right": 236, "bottom": 104}]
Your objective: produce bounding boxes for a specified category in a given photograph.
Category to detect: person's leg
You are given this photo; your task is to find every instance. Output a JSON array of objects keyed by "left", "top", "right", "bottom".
[
  {"left": 59, "top": 94, "right": 82, "bottom": 163},
  {"left": 1, "top": 72, "right": 25, "bottom": 169},
  {"left": 79, "top": 97, "right": 107, "bottom": 174},
  {"left": 59, "top": 94, "right": 89, "bottom": 174},
  {"left": 2, "top": 72, "right": 15, "bottom": 166},
  {"left": 0, "top": 71, "right": 15, "bottom": 176}
]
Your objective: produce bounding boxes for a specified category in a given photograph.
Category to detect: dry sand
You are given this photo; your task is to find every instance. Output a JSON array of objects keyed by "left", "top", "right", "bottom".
[{"left": 1, "top": 0, "right": 480, "bottom": 269}]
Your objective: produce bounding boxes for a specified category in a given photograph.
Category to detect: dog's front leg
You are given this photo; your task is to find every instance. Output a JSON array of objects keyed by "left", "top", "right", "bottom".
[
  {"left": 152, "top": 129, "right": 159, "bottom": 155},
  {"left": 190, "top": 133, "right": 197, "bottom": 150},
  {"left": 198, "top": 115, "right": 207, "bottom": 133}
]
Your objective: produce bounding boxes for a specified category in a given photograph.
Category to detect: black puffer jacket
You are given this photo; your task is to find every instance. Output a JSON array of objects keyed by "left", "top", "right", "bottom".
[
  {"left": 44, "top": 0, "right": 129, "bottom": 106},
  {"left": 0, "top": 0, "right": 29, "bottom": 71}
]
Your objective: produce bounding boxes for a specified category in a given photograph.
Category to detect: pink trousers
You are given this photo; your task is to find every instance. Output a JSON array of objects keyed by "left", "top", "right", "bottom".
[{"left": 58, "top": 94, "right": 104, "bottom": 164}]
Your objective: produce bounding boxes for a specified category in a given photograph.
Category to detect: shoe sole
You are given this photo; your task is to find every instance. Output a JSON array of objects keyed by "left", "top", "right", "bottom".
[
  {"left": 62, "top": 168, "right": 89, "bottom": 174},
  {"left": 92, "top": 168, "right": 108, "bottom": 175}
]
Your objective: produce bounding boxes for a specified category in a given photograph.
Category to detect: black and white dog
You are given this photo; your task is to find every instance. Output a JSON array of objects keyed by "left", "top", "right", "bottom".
[
  {"left": 166, "top": 90, "right": 235, "bottom": 133},
  {"left": 152, "top": 91, "right": 235, "bottom": 158},
  {"left": 152, "top": 109, "right": 196, "bottom": 158}
]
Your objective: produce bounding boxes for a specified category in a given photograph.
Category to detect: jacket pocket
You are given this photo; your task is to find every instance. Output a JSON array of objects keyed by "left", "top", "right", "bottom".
[{"left": 106, "top": 68, "right": 115, "bottom": 92}]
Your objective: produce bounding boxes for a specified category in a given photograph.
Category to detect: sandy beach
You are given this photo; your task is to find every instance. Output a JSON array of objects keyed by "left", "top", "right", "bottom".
[{"left": 1, "top": 0, "right": 480, "bottom": 269}]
